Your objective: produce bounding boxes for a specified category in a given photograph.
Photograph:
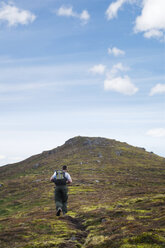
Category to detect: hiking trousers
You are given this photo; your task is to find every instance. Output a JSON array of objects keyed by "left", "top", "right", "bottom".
[{"left": 54, "top": 185, "right": 68, "bottom": 214}]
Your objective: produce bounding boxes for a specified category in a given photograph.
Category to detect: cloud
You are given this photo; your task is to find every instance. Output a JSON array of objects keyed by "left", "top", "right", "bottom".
[
  {"left": 109, "top": 62, "right": 129, "bottom": 76},
  {"left": 106, "top": 0, "right": 165, "bottom": 40},
  {"left": 106, "top": 0, "right": 127, "bottom": 20},
  {"left": 104, "top": 62, "right": 138, "bottom": 95},
  {"left": 89, "top": 62, "right": 137, "bottom": 95},
  {"left": 106, "top": 0, "right": 135, "bottom": 20},
  {"left": 108, "top": 47, "right": 125, "bottom": 56},
  {"left": 89, "top": 64, "right": 106, "bottom": 75},
  {"left": 104, "top": 75, "right": 138, "bottom": 95},
  {"left": 0, "top": 2, "right": 36, "bottom": 26},
  {"left": 105, "top": 62, "right": 130, "bottom": 78},
  {"left": 149, "top": 84, "right": 165, "bottom": 96},
  {"left": 89, "top": 61, "right": 137, "bottom": 95},
  {"left": 134, "top": 0, "right": 165, "bottom": 40},
  {"left": 146, "top": 128, "right": 165, "bottom": 137},
  {"left": 56, "top": 6, "right": 90, "bottom": 24},
  {"left": 144, "top": 29, "right": 164, "bottom": 39},
  {"left": 57, "top": 6, "right": 75, "bottom": 17},
  {"left": 80, "top": 10, "right": 90, "bottom": 24}
]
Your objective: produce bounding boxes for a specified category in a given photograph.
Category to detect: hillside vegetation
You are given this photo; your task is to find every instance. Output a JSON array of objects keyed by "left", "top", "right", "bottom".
[{"left": 0, "top": 136, "right": 165, "bottom": 248}]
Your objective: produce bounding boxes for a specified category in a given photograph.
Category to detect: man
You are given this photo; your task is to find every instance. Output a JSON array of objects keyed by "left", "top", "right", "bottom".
[{"left": 50, "top": 165, "right": 72, "bottom": 216}]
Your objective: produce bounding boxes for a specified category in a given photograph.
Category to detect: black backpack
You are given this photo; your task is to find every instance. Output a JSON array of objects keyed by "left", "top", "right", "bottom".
[{"left": 53, "top": 170, "right": 67, "bottom": 186}]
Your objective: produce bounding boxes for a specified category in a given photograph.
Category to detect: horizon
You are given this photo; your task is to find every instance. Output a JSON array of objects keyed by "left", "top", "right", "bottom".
[{"left": 0, "top": 0, "right": 165, "bottom": 166}]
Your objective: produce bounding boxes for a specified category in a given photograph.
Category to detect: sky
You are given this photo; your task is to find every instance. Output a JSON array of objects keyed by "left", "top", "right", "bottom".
[{"left": 0, "top": 0, "right": 165, "bottom": 166}]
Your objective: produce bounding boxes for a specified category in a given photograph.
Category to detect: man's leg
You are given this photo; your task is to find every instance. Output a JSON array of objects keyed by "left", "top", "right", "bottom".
[
  {"left": 61, "top": 186, "right": 68, "bottom": 214},
  {"left": 55, "top": 187, "right": 63, "bottom": 212}
]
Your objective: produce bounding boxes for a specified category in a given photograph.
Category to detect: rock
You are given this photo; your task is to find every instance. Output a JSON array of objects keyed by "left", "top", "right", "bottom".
[
  {"left": 96, "top": 160, "right": 101, "bottom": 163},
  {"left": 116, "top": 204, "right": 123, "bottom": 208},
  {"left": 98, "top": 153, "right": 103, "bottom": 158},
  {"left": 65, "top": 136, "right": 110, "bottom": 147},
  {"left": 95, "top": 180, "right": 100, "bottom": 183},
  {"left": 42, "top": 149, "right": 56, "bottom": 157},
  {"left": 115, "top": 150, "right": 122, "bottom": 156},
  {"left": 83, "top": 137, "right": 110, "bottom": 146},
  {"left": 92, "top": 137, "right": 109, "bottom": 146},
  {"left": 83, "top": 138, "right": 92, "bottom": 146},
  {"left": 80, "top": 161, "right": 88, "bottom": 165},
  {"left": 70, "top": 235, "right": 77, "bottom": 241},
  {"left": 65, "top": 139, "right": 74, "bottom": 145},
  {"left": 33, "top": 163, "right": 41, "bottom": 168},
  {"left": 32, "top": 179, "right": 42, "bottom": 183},
  {"left": 101, "top": 218, "right": 107, "bottom": 223}
]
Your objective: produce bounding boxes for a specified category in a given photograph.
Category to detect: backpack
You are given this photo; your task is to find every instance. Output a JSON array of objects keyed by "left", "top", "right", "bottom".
[{"left": 53, "top": 170, "right": 67, "bottom": 186}]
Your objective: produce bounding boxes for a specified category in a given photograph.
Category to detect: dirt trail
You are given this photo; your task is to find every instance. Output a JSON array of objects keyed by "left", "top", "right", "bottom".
[{"left": 62, "top": 215, "right": 89, "bottom": 247}]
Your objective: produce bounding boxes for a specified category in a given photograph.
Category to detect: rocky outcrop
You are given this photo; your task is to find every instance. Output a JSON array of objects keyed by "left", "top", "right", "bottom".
[{"left": 65, "top": 136, "right": 112, "bottom": 147}]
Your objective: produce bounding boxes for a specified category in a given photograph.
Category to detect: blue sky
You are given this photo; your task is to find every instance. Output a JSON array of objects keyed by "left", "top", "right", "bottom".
[{"left": 0, "top": 0, "right": 165, "bottom": 165}]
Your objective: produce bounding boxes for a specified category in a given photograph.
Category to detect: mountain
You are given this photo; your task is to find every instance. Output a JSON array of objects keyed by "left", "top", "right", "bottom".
[{"left": 0, "top": 136, "right": 165, "bottom": 248}]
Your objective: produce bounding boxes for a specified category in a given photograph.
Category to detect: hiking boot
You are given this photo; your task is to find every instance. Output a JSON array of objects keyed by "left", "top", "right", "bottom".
[{"left": 56, "top": 208, "right": 62, "bottom": 216}]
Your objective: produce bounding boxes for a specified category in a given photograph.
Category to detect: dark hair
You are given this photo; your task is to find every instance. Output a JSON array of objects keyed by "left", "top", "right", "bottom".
[{"left": 62, "top": 165, "right": 67, "bottom": 170}]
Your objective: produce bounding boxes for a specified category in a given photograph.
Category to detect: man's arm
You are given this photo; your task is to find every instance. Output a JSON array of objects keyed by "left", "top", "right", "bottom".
[
  {"left": 50, "top": 171, "right": 56, "bottom": 182},
  {"left": 67, "top": 178, "right": 72, "bottom": 184},
  {"left": 65, "top": 172, "right": 72, "bottom": 184},
  {"left": 50, "top": 175, "right": 54, "bottom": 182}
]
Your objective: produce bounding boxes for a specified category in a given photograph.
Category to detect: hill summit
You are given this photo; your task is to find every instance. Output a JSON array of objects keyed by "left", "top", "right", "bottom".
[{"left": 0, "top": 136, "right": 165, "bottom": 248}]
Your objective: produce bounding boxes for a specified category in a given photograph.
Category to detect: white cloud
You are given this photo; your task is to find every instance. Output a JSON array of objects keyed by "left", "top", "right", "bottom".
[
  {"left": 134, "top": 0, "right": 165, "bottom": 40},
  {"left": 113, "top": 63, "right": 129, "bottom": 71},
  {"left": 89, "top": 64, "right": 106, "bottom": 75},
  {"left": 106, "top": 0, "right": 135, "bottom": 20},
  {"left": 80, "top": 10, "right": 90, "bottom": 24},
  {"left": 109, "top": 62, "right": 129, "bottom": 75},
  {"left": 104, "top": 75, "right": 138, "bottom": 95},
  {"left": 144, "top": 29, "right": 164, "bottom": 39},
  {"left": 106, "top": 0, "right": 126, "bottom": 20},
  {"left": 147, "top": 128, "right": 165, "bottom": 137},
  {"left": 56, "top": 6, "right": 90, "bottom": 24},
  {"left": 106, "top": 0, "right": 165, "bottom": 40},
  {"left": 108, "top": 47, "right": 125, "bottom": 56},
  {"left": 104, "top": 62, "right": 138, "bottom": 95},
  {"left": 89, "top": 62, "right": 138, "bottom": 95},
  {"left": 0, "top": 2, "right": 36, "bottom": 26},
  {"left": 56, "top": 6, "right": 75, "bottom": 17},
  {"left": 105, "top": 62, "right": 130, "bottom": 79},
  {"left": 149, "top": 84, "right": 165, "bottom": 96}
]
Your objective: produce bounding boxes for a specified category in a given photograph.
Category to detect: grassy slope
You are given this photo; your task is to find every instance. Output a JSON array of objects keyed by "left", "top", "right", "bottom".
[{"left": 0, "top": 136, "right": 165, "bottom": 248}]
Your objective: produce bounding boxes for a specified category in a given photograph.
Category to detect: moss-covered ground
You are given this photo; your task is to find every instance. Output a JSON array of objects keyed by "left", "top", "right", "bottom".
[{"left": 0, "top": 136, "right": 165, "bottom": 247}]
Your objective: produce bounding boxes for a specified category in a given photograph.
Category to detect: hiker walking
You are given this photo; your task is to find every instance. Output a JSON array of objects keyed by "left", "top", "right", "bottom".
[{"left": 50, "top": 165, "right": 72, "bottom": 216}]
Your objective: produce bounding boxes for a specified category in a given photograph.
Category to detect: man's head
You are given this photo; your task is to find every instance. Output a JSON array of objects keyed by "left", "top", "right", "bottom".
[{"left": 62, "top": 165, "right": 67, "bottom": 171}]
